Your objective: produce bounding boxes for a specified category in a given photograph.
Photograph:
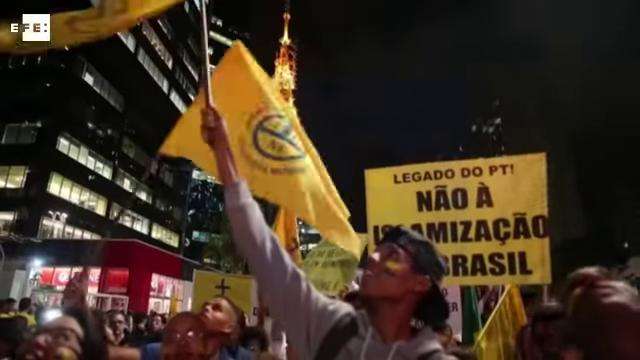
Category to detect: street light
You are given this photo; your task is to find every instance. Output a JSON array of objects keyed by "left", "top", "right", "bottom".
[{"left": 30, "top": 258, "right": 43, "bottom": 268}]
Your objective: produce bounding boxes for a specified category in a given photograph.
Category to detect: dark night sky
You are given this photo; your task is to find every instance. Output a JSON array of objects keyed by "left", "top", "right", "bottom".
[
  {"left": 211, "top": 1, "right": 640, "bottom": 262},
  {"left": 2, "top": 0, "right": 638, "bottom": 269}
]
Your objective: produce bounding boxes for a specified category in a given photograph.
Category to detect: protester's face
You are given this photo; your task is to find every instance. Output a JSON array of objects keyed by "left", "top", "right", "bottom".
[
  {"left": 199, "top": 298, "right": 236, "bottom": 354},
  {"left": 162, "top": 314, "right": 206, "bottom": 360},
  {"left": 200, "top": 298, "right": 236, "bottom": 335},
  {"left": 20, "top": 315, "right": 84, "bottom": 360},
  {"left": 150, "top": 315, "right": 164, "bottom": 332},
  {"left": 361, "top": 243, "right": 428, "bottom": 299},
  {"left": 108, "top": 313, "right": 127, "bottom": 336},
  {"left": 570, "top": 280, "right": 640, "bottom": 359}
]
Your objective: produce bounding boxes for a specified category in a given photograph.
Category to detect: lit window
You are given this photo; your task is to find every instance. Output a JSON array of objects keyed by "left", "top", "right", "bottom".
[
  {"left": 154, "top": 197, "right": 172, "bottom": 212},
  {"left": 110, "top": 203, "right": 150, "bottom": 234},
  {"left": 57, "top": 136, "right": 70, "bottom": 154},
  {"left": 141, "top": 21, "right": 173, "bottom": 69},
  {"left": 137, "top": 48, "right": 169, "bottom": 93},
  {"left": 1, "top": 123, "right": 40, "bottom": 144},
  {"left": 68, "top": 142, "right": 79, "bottom": 159},
  {"left": 46, "top": 173, "right": 107, "bottom": 216},
  {"left": 179, "top": 46, "right": 199, "bottom": 81},
  {"left": 187, "top": 36, "right": 199, "bottom": 56},
  {"left": 157, "top": 16, "right": 175, "bottom": 40},
  {"left": 115, "top": 169, "right": 152, "bottom": 204},
  {"left": 174, "top": 66, "right": 196, "bottom": 100},
  {"left": 59, "top": 178, "right": 71, "bottom": 199},
  {"left": 192, "top": 168, "right": 216, "bottom": 183},
  {"left": 117, "top": 31, "right": 136, "bottom": 52},
  {"left": 0, "top": 166, "right": 28, "bottom": 188},
  {"left": 169, "top": 89, "right": 187, "bottom": 113},
  {"left": 37, "top": 216, "right": 101, "bottom": 240},
  {"left": 121, "top": 137, "right": 151, "bottom": 167},
  {"left": 159, "top": 166, "right": 174, "bottom": 188},
  {"left": 56, "top": 133, "right": 113, "bottom": 180},
  {"left": 78, "top": 57, "right": 125, "bottom": 112},
  {"left": 151, "top": 223, "right": 179, "bottom": 247},
  {"left": 0, "top": 211, "right": 16, "bottom": 236}
]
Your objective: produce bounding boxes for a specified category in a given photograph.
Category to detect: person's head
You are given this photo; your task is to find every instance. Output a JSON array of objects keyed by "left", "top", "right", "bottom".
[
  {"left": 18, "top": 307, "right": 107, "bottom": 360},
  {"left": 360, "top": 227, "right": 449, "bottom": 327},
  {"left": 0, "top": 317, "right": 29, "bottom": 358},
  {"left": 148, "top": 313, "right": 165, "bottom": 333},
  {"left": 563, "top": 266, "right": 612, "bottom": 304},
  {"left": 107, "top": 310, "right": 127, "bottom": 337},
  {"left": 530, "top": 302, "right": 565, "bottom": 356},
  {"left": 162, "top": 312, "right": 207, "bottom": 360},
  {"left": 239, "top": 326, "right": 269, "bottom": 356},
  {"left": 3, "top": 298, "right": 17, "bottom": 313},
  {"left": 199, "top": 296, "right": 242, "bottom": 338},
  {"left": 567, "top": 279, "right": 640, "bottom": 359},
  {"left": 132, "top": 312, "right": 147, "bottom": 332},
  {"left": 18, "top": 297, "right": 33, "bottom": 313}
]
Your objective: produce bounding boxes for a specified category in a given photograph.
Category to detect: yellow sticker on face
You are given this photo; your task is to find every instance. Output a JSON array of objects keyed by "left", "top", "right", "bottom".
[{"left": 384, "top": 260, "right": 407, "bottom": 273}]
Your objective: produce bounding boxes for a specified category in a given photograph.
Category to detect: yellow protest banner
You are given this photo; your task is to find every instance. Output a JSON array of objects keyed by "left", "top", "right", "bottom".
[
  {"left": 365, "top": 153, "right": 551, "bottom": 285},
  {"left": 192, "top": 270, "right": 256, "bottom": 317},
  {"left": 0, "top": 0, "right": 184, "bottom": 54},
  {"left": 273, "top": 207, "right": 302, "bottom": 264},
  {"left": 302, "top": 239, "right": 364, "bottom": 296},
  {"left": 473, "top": 285, "right": 527, "bottom": 360},
  {"left": 161, "top": 41, "right": 361, "bottom": 258}
]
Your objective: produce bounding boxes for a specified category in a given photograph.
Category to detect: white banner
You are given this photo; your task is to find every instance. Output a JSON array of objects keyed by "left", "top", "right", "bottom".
[{"left": 443, "top": 286, "right": 462, "bottom": 339}]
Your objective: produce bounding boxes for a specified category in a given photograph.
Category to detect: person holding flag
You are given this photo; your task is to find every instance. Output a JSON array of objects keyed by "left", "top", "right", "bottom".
[{"left": 200, "top": 106, "right": 454, "bottom": 359}]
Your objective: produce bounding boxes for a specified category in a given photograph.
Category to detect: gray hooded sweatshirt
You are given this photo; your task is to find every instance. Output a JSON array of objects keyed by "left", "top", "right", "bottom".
[{"left": 225, "top": 181, "right": 454, "bottom": 360}]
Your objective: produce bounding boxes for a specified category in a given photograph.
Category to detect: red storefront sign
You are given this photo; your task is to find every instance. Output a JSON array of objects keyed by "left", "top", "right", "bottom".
[
  {"left": 39, "top": 267, "right": 104, "bottom": 294},
  {"left": 51, "top": 267, "right": 72, "bottom": 287},
  {"left": 39, "top": 267, "right": 55, "bottom": 285},
  {"left": 102, "top": 268, "right": 130, "bottom": 294}
]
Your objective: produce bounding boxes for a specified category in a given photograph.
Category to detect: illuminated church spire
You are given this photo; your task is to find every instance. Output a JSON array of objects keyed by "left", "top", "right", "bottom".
[{"left": 274, "top": 0, "right": 297, "bottom": 106}]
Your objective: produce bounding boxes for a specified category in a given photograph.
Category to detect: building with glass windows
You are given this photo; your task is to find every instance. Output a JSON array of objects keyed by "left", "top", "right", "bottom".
[{"left": 0, "top": 0, "right": 246, "bottom": 312}]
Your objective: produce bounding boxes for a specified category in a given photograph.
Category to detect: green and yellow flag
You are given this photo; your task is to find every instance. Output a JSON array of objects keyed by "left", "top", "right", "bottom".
[
  {"left": 161, "top": 41, "right": 361, "bottom": 258},
  {"left": 0, "top": 0, "right": 184, "bottom": 53},
  {"left": 473, "top": 285, "right": 527, "bottom": 360}
]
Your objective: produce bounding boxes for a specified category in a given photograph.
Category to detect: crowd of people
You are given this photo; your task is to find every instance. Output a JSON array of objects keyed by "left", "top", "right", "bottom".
[
  {"left": 0, "top": 108, "right": 638, "bottom": 359},
  {"left": 1, "top": 264, "right": 636, "bottom": 359},
  {"left": 0, "top": 291, "right": 277, "bottom": 360},
  {"left": 516, "top": 266, "right": 640, "bottom": 360}
]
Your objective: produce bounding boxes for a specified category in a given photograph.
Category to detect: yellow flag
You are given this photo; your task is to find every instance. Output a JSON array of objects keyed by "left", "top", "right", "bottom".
[
  {"left": 273, "top": 208, "right": 302, "bottom": 264},
  {"left": 473, "top": 285, "right": 527, "bottom": 360},
  {"left": 169, "top": 295, "right": 179, "bottom": 316},
  {"left": 302, "top": 236, "right": 366, "bottom": 296},
  {"left": 285, "top": 106, "right": 351, "bottom": 220},
  {"left": 160, "top": 41, "right": 361, "bottom": 258},
  {"left": 192, "top": 270, "right": 255, "bottom": 317},
  {"left": 0, "top": 0, "right": 184, "bottom": 54}
]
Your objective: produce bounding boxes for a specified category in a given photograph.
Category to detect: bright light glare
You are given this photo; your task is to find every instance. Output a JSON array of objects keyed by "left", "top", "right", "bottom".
[
  {"left": 31, "top": 258, "right": 43, "bottom": 267},
  {"left": 42, "top": 308, "right": 63, "bottom": 323}
]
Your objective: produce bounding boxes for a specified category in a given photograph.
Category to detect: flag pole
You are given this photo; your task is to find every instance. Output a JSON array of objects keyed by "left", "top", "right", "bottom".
[{"left": 199, "top": 0, "right": 214, "bottom": 109}]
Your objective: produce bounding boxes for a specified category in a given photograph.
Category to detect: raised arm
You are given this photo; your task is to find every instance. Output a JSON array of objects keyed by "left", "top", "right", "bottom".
[{"left": 200, "top": 108, "right": 351, "bottom": 356}]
